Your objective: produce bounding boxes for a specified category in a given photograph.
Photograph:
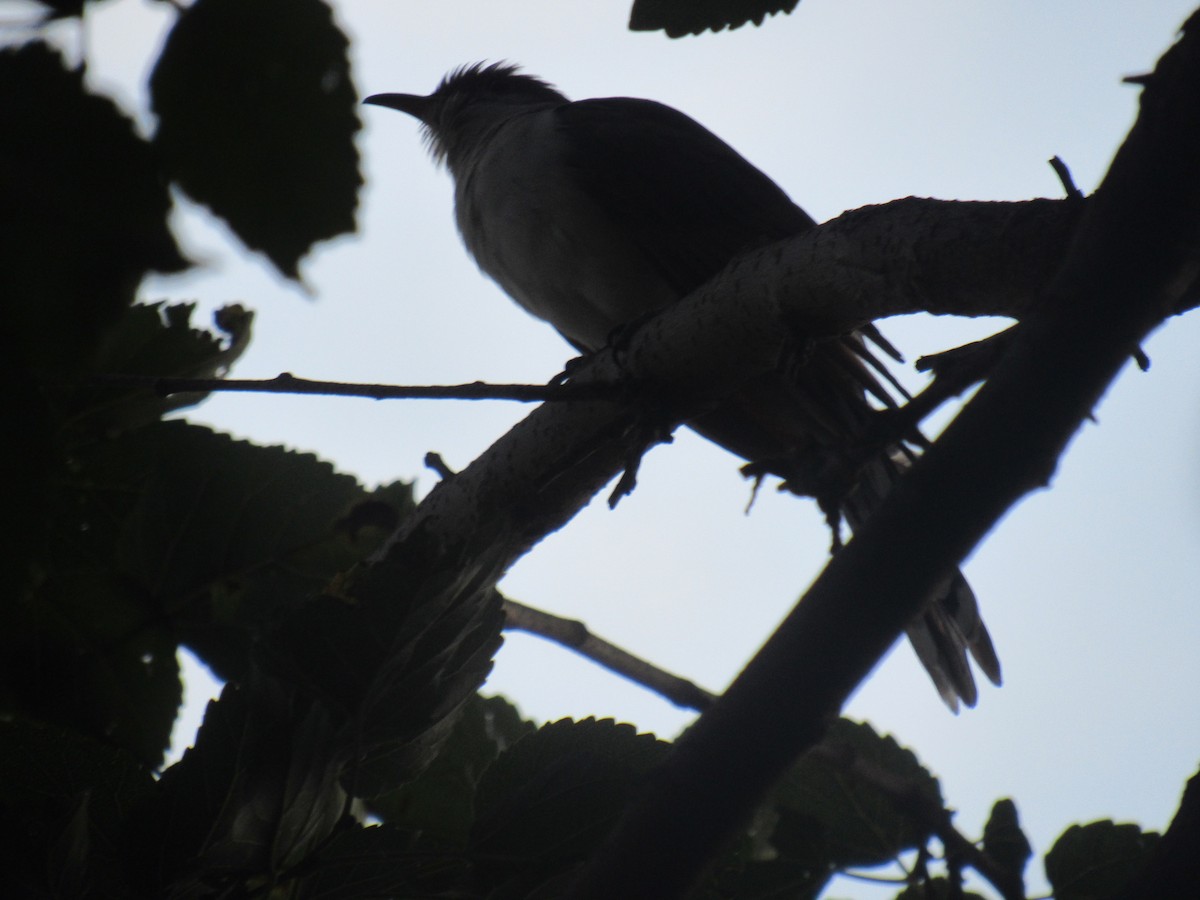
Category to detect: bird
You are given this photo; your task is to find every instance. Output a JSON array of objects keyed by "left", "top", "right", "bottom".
[{"left": 364, "top": 63, "right": 1002, "bottom": 711}]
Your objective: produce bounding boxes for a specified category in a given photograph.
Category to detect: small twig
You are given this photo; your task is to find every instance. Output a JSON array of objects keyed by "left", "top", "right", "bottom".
[
  {"left": 88, "top": 371, "right": 620, "bottom": 403},
  {"left": 874, "top": 327, "right": 1018, "bottom": 438},
  {"left": 500, "top": 594, "right": 717, "bottom": 711},
  {"left": 424, "top": 452, "right": 456, "bottom": 480},
  {"left": 1049, "top": 155, "right": 1085, "bottom": 201}
]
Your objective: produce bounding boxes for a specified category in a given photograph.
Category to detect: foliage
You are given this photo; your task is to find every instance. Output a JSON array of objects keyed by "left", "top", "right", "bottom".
[
  {"left": 0, "top": 0, "right": 1181, "bottom": 897},
  {"left": 630, "top": 0, "right": 799, "bottom": 37}
]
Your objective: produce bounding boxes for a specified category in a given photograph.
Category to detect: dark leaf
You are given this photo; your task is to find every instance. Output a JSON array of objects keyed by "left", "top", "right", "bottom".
[
  {"left": 709, "top": 855, "right": 832, "bottom": 900},
  {"left": 150, "top": 684, "right": 344, "bottom": 893},
  {"left": 982, "top": 798, "right": 1032, "bottom": 882},
  {"left": 299, "top": 821, "right": 468, "bottom": 899},
  {"left": 0, "top": 720, "right": 156, "bottom": 898},
  {"left": 105, "top": 421, "right": 411, "bottom": 681},
  {"left": 0, "top": 42, "right": 187, "bottom": 371},
  {"left": 771, "top": 719, "right": 942, "bottom": 868},
  {"left": 268, "top": 569, "right": 505, "bottom": 798},
  {"left": 470, "top": 718, "right": 669, "bottom": 887},
  {"left": 70, "top": 301, "right": 254, "bottom": 437},
  {"left": 2, "top": 575, "right": 182, "bottom": 767},
  {"left": 1045, "top": 820, "right": 1161, "bottom": 900},
  {"left": 366, "top": 694, "right": 536, "bottom": 847},
  {"left": 629, "top": 0, "right": 799, "bottom": 37},
  {"left": 150, "top": 0, "right": 362, "bottom": 278}
]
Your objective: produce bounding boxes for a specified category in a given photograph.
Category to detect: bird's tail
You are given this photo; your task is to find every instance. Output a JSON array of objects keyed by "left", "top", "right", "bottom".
[
  {"left": 687, "top": 329, "right": 1002, "bottom": 710},
  {"left": 842, "top": 452, "right": 1002, "bottom": 711}
]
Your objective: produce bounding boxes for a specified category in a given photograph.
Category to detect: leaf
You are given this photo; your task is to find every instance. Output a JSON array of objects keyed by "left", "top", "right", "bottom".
[
  {"left": 104, "top": 421, "right": 411, "bottom": 681},
  {"left": 268, "top": 569, "right": 505, "bottom": 798},
  {"left": 982, "top": 798, "right": 1032, "bottom": 882},
  {"left": 708, "top": 855, "right": 832, "bottom": 900},
  {"left": 299, "top": 821, "right": 468, "bottom": 899},
  {"left": 366, "top": 694, "right": 536, "bottom": 847},
  {"left": 68, "top": 301, "right": 255, "bottom": 438},
  {"left": 150, "top": 0, "right": 362, "bottom": 279},
  {"left": 150, "top": 683, "right": 347, "bottom": 891},
  {"left": 771, "top": 719, "right": 943, "bottom": 868},
  {"left": 470, "top": 718, "right": 670, "bottom": 887},
  {"left": 0, "top": 720, "right": 156, "bottom": 897},
  {"left": 0, "top": 42, "right": 186, "bottom": 370},
  {"left": 0, "top": 580, "right": 182, "bottom": 767},
  {"left": 1045, "top": 820, "right": 1160, "bottom": 900},
  {"left": 32, "top": 0, "right": 119, "bottom": 21},
  {"left": 629, "top": 0, "right": 800, "bottom": 38}
]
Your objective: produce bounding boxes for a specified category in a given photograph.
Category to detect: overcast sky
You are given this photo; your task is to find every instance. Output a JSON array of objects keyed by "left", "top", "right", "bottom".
[{"left": 70, "top": 1, "right": 1200, "bottom": 896}]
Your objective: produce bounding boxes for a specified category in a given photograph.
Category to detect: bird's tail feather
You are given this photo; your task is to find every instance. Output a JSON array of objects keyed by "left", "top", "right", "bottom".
[{"left": 843, "top": 452, "right": 1002, "bottom": 711}]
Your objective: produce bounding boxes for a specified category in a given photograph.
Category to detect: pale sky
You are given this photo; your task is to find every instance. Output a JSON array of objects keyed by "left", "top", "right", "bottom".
[{"left": 67, "top": 1, "right": 1200, "bottom": 896}]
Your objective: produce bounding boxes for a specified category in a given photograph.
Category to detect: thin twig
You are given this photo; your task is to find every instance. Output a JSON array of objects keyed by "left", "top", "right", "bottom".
[
  {"left": 500, "top": 595, "right": 717, "bottom": 711},
  {"left": 1048, "top": 155, "right": 1085, "bottom": 201},
  {"left": 88, "top": 371, "right": 620, "bottom": 403}
]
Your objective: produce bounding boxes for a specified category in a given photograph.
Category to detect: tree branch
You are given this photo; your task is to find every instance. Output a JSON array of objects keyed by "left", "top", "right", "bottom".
[{"left": 501, "top": 594, "right": 717, "bottom": 711}]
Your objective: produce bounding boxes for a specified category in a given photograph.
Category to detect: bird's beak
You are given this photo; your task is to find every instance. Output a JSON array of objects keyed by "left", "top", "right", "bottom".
[{"left": 363, "top": 93, "right": 434, "bottom": 123}]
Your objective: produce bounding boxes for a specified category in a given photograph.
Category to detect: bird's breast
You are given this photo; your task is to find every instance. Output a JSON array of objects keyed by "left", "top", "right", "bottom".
[{"left": 452, "top": 111, "right": 677, "bottom": 350}]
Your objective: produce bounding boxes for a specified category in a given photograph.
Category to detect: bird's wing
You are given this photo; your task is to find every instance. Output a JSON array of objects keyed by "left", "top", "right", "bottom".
[{"left": 558, "top": 97, "right": 815, "bottom": 296}]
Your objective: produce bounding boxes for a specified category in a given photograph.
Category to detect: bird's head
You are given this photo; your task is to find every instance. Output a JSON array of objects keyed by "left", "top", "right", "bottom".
[{"left": 365, "top": 62, "right": 567, "bottom": 168}]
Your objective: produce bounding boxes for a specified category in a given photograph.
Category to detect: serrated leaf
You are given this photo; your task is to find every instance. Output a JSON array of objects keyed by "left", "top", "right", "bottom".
[
  {"left": 310, "top": 593, "right": 503, "bottom": 798},
  {"left": 71, "top": 301, "right": 254, "bottom": 436},
  {"left": 100, "top": 421, "right": 411, "bottom": 681},
  {"left": 366, "top": 694, "right": 536, "bottom": 847},
  {"left": 151, "top": 683, "right": 346, "bottom": 890},
  {"left": 0, "top": 720, "right": 156, "bottom": 897},
  {"left": 3, "top": 572, "right": 182, "bottom": 767},
  {"left": 263, "top": 540, "right": 505, "bottom": 799},
  {"left": 771, "top": 719, "right": 943, "bottom": 868},
  {"left": 982, "top": 798, "right": 1032, "bottom": 881},
  {"left": 709, "top": 856, "right": 832, "bottom": 900},
  {"left": 470, "top": 718, "right": 670, "bottom": 884},
  {"left": 0, "top": 42, "right": 186, "bottom": 370},
  {"left": 299, "top": 821, "right": 468, "bottom": 899},
  {"left": 150, "top": 0, "right": 361, "bottom": 278},
  {"left": 629, "top": 0, "right": 799, "bottom": 38},
  {"left": 1045, "top": 820, "right": 1160, "bottom": 900}
]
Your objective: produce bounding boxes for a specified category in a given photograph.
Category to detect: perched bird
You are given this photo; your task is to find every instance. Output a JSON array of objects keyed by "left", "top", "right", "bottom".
[{"left": 365, "top": 63, "right": 1001, "bottom": 710}]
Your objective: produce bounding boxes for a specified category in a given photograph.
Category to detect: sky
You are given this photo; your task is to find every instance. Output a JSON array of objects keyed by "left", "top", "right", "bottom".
[{"left": 59, "top": 1, "right": 1200, "bottom": 896}]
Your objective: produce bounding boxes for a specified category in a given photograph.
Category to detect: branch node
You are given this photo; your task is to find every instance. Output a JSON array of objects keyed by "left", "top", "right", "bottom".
[{"left": 424, "top": 452, "right": 457, "bottom": 480}]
